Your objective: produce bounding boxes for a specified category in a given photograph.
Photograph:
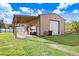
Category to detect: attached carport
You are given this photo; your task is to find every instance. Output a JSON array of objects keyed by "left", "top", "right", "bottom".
[{"left": 12, "top": 15, "right": 40, "bottom": 38}]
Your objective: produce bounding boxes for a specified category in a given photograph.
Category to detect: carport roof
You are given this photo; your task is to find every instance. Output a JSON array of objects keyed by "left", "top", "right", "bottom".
[{"left": 12, "top": 15, "right": 39, "bottom": 24}]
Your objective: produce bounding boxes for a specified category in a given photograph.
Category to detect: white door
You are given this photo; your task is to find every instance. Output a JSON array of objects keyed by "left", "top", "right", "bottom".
[{"left": 50, "top": 21, "right": 58, "bottom": 35}]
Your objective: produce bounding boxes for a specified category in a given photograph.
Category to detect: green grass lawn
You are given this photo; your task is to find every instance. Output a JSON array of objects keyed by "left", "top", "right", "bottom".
[
  {"left": 42, "top": 34, "right": 79, "bottom": 46},
  {"left": 42, "top": 34, "right": 79, "bottom": 52},
  {"left": 0, "top": 33, "right": 79, "bottom": 56}
]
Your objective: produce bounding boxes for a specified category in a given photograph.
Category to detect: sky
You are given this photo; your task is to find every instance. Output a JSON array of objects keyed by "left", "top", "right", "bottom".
[{"left": 0, "top": 3, "right": 79, "bottom": 24}]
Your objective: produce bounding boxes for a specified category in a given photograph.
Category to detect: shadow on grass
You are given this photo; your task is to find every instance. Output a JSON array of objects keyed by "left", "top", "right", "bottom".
[
  {"left": 37, "top": 34, "right": 79, "bottom": 46},
  {"left": 25, "top": 37, "right": 54, "bottom": 44}
]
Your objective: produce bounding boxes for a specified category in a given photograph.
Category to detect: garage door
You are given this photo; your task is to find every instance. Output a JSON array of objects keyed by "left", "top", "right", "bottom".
[{"left": 50, "top": 21, "right": 58, "bottom": 35}]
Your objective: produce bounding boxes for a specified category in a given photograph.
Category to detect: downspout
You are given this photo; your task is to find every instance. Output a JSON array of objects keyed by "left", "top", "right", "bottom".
[{"left": 38, "top": 15, "right": 40, "bottom": 35}]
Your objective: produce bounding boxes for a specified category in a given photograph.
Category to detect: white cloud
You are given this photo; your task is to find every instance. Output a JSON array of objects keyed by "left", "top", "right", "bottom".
[
  {"left": 0, "top": 4, "right": 12, "bottom": 23},
  {"left": 52, "top": 3, "right": 75, "bottom": 14},
  {"left": 53, "top": 9, "right": 65, "bottom": 14},
  {"left": 0, "top": 3, "right": 21, "bottom": 24},
  {"left": 32, "top": 8, "right": 45, "bottom": 16},
  {"left": 0, "top": 4, "right": 13, "bottom": 12},
  {"left": 72, "top": 9, "right": 79, "bottom": 13},
  {"left": 31, "top": 13, "right": 38, "bottom": 16},
  {"left": 37, "top": 9, "right": 42, "bottom": 14},
  {"left": 19, "top": 7, "right": 45, "bottom": 16},
  {"left": 60, "top": 13, "right": 79, "bottom": 23},
  {"left": 19, "top": 7, "right": 34, "bottom": 14},
  {"left": 20, "top": 7, "right": 29, "bottom": 12},
  {"left": 57, "top": 3, "right": 74, "bottom": 9},
  {"left": 53, "top": 9, "right": 63, "bottom": 14},
  {"left": 12, "top": 11, "right": 21, "bottom": 14}
]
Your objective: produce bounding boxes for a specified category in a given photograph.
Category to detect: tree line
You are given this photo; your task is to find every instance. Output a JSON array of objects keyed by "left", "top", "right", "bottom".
[
  {"left": 0, "top": 20, "right": 12, "bottom": 32},
  {"left": 65, "top": 20, "right": 79, "bottom": 34}
]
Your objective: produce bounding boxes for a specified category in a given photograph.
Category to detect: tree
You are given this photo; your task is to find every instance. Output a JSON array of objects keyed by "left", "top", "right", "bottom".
[
  {"left": 65, "top": 20, "right": 79, "bottom": 33},
  {"left": 71, "top": 20, "right": 79, "bottom": 33},
  {"left": 0, "top": 20, "right": 4, "bottom": 32}
]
